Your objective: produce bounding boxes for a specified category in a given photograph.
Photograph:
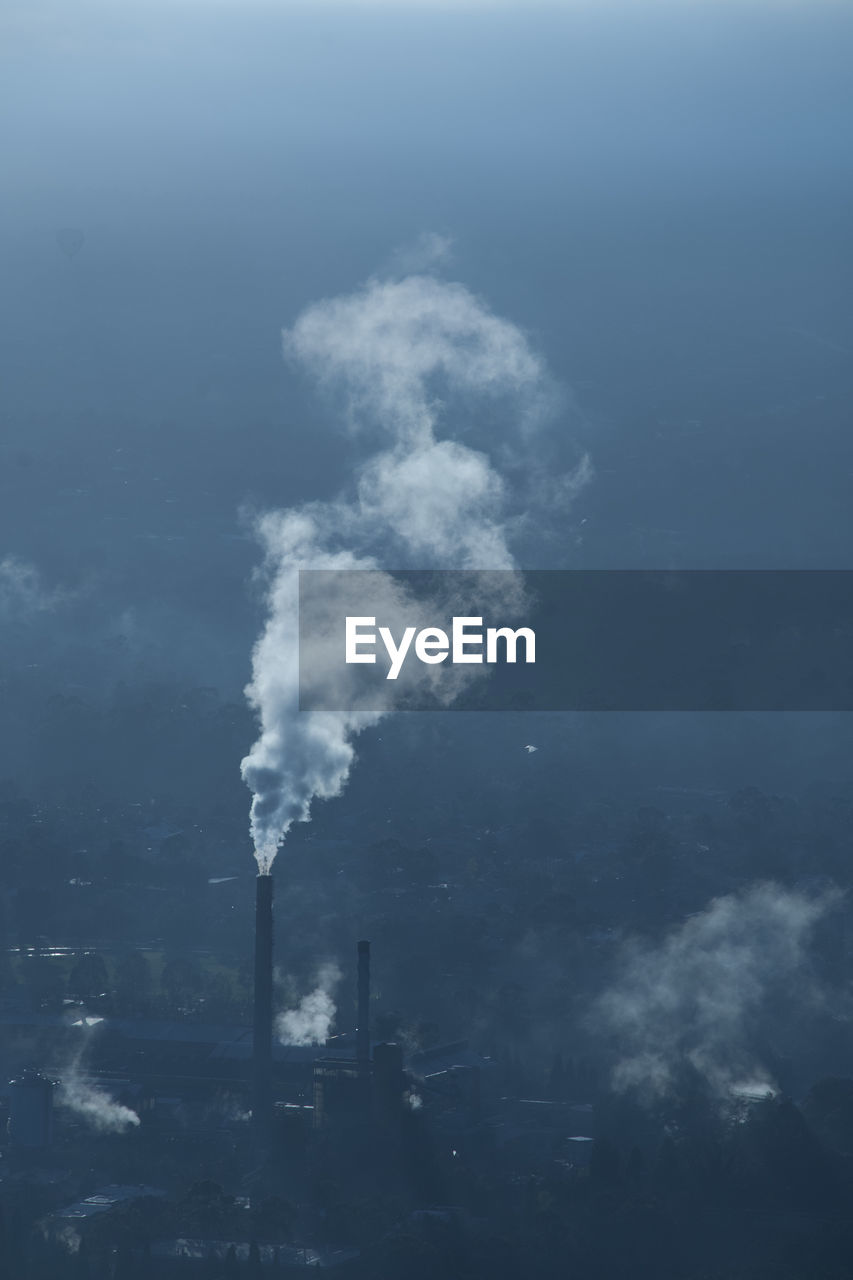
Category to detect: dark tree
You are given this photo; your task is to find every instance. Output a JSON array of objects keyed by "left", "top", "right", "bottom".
[
  {"left": 114, "top": 950, "right": 153, "bottom": 1014},
  {"left": 161, "top": 954, "right": 202, "bottom": 1011},
  {"left": 247, "top": 1240, "right": 262, "bottom": 1277},
  {"left": 69, "top": 950, "right": 109, "bottom": 1001},
  {"left": 589, "top": 1137, "right": 622, "bottom": 1187}
]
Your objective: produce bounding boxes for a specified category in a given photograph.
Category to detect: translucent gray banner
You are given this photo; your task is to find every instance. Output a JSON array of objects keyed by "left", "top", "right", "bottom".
[{"left": 298, "top": 570, "right": 853, "bottom": 712}]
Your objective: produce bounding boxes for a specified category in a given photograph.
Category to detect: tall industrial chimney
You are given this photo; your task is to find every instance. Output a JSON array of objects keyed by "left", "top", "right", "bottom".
[
  {"left": 252, "top": 873, "right": 274, "bottom": 1137},
  {"left": 357, "top": 940, "right": 370, "bottom": 1067}
]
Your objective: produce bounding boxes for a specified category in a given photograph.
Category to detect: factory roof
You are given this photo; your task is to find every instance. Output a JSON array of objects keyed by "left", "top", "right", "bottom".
[
  {"left": 0, "top": 1014, "right": 491, "bottom": 1080},
  {"left": 54, "top": 1184, "right": 166, "bottom": 1222},
  {"left": 0, "top": 1010, "right": 318, "bottom": 1061},
  {"left": 150, "top": 1239, "right": 359, "bottom": 1268},
  {"left": 408, "top": 1040, "right": 494, "bottom": 1077}
]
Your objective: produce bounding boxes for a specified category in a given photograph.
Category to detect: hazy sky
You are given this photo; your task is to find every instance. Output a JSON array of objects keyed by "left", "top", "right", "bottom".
[{"left": 2, "top": 0, "right": 852, "bottom": 706}]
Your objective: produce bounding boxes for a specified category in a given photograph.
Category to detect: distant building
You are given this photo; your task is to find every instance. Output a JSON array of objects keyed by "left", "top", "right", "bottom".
[
  {"left": 8, "top": 1068, "right": 56, "bottom": 1149},
  {"left": 52, "top": 1184, "right": 166, "bottom": 1224},
  {"left": 150, "top": 1239, "right": 360, "bottom": 1269}
]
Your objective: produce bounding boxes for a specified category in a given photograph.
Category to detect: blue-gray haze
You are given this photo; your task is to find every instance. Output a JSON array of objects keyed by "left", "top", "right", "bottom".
[{"left": 2, "top": 0, "right": 853, "bottom": 801}]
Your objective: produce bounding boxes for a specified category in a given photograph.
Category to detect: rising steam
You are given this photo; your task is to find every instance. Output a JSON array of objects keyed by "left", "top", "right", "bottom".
[
  {"left": 241, "top": 256, "right": 590, "bottom": 871},
  {"left": 277, "top": 962, "right": 341, "bottom": 1047},
  {"left": 590, "top": 882, "right": 838, "bottom": 1103},
  {"left": 0, "top": 554, "right": 69, "bottom": 617},
  {"left": 58, "top": 1018, "right": 140, "bottom": 1133},
  {"left": 58, "top": 1074, "right": 141, "bottom": 1134}
]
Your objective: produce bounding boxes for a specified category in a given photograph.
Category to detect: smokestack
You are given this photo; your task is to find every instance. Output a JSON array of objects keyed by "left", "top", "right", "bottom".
[
  {"left": 252, "top": 873, "right": 274, "bottom": 1137},
  {"left": 357, "top": 940, "right": 370, "bottom": 1067}
]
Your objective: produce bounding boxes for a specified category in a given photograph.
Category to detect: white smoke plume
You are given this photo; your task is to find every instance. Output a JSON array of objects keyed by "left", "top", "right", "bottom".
[
  {"left": 58, "top": 1020, "right": 140, "bottom": 1133},
  {"left": 52, "top": 1225, "right": 84, "bottom": 1257},
  {"left": 277, "top": 962, "right": 341, "bottom": 1047},
  {"left": 58, "top": 1073, "right": 141, "bottom": 1134},
  {"left": 591, "top": 882, "right": 839, "bottom": 1103},
  {"left": 0, "top": 555, "right": 69, "bottom": 617},
  {"left": 385, "top": 231, "right": 454, "bottom": 277},
  {"left": 242, "top": 258, "right": 590, "bottom": 870}
]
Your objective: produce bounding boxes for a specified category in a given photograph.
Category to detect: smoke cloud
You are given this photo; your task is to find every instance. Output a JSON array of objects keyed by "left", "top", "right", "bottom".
[
  {"left": 385, "top": 231, "right": 454, "bottom": 277},
  {"left": 277, "top": 962, "right": 341, "bottom": 1047},
  {"left": 591, "top": 882, "right": 839, "bottom": 1102},
  {"left": 242, "top": 257, "right": 590, "bottom": 869},
  {"left": 0, "top": 555, "right": 69, "bottom": 617},
  {"left": 58, "top": 1020, "right": 140, "bottom": 1133},
  {"left": 58, "top": 1073, "right": 141, "bottom": 1134}
]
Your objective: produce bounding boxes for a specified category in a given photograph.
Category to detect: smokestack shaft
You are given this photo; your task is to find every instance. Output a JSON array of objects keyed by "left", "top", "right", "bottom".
[
  {"left": 357, "top": 940, "right": 370, "bottom": 1066},
  {"left": 253, "top": 873, "right": 274, "bottom": 1133}
]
